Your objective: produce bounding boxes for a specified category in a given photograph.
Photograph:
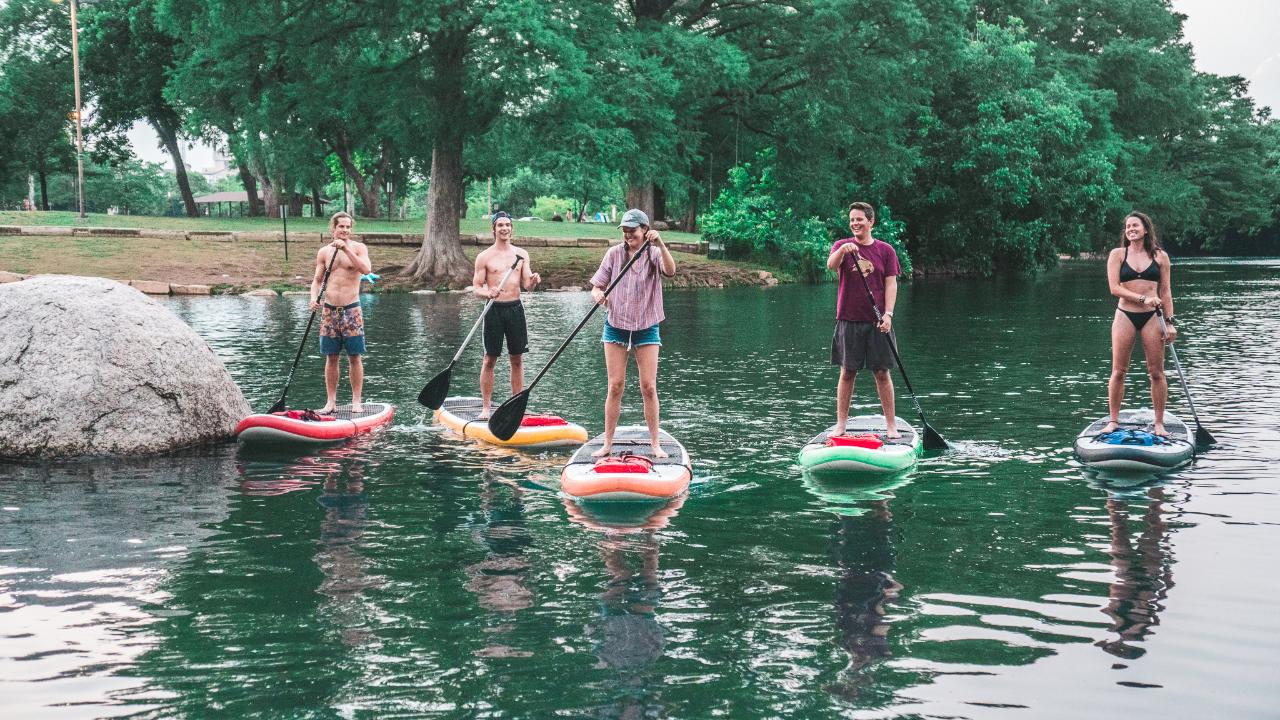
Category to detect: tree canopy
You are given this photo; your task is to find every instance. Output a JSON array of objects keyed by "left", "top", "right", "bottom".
[{"left": 2, "top": 0, "right": 1278, "bottom": 279}]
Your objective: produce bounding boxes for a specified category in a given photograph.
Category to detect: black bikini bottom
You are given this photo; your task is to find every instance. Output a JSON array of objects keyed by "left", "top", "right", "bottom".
[{"left": 1119, "top": 308, "right": 1156, "bottom": 331}]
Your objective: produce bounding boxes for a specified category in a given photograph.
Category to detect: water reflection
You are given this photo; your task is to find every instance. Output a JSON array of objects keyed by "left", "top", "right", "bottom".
[
  {"left": 0, "top": 451, "right": 236, "bottom": 717},
  {"left": 236, "top": 441, "right": 385, "bottom": 648},
  {"left": 1096, "top": 486, "right": 1178, "bottom": 663},
  {"left": 465, "top": 470, "right": 535, "bottom": 658},
  {"left": 828, "top": 499, "right": 901, "bottom": 702},
  {"left": 565, "top": 498, "right": 685, "bottom": 719}
]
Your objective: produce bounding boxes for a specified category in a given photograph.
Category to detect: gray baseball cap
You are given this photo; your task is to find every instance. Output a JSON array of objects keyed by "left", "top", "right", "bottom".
[{"left": 618, "top": 208, "right": 649, "bottom": 228}]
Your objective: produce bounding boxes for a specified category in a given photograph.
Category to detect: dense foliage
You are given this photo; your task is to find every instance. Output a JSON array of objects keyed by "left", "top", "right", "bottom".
[{"left": 2, "top": 0, "right": 1278, "bottom": 280}]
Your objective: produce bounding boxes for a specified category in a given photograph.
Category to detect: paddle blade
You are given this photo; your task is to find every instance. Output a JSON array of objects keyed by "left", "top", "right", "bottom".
[
  {"left": 921, "top": 422, "right": 949, "bottom": 451},
  {"left": 418, "top": 367, "right": 452, "bottom": 410},
  {"left": 487, "top": 390, "right": 530, "bottom": 441},
  {"left": 1194, "top": 425, "right": 1216, "bottom": 448},
  {"left": 267, "top": 398, "right": 286, "bottom": 414}
]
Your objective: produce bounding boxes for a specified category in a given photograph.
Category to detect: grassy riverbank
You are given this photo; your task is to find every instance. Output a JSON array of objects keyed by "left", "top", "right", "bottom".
[
  {"left": 0, "top": 211, "right": 705, "bottom": 244},
  {"left": 0, "top": 232, "right": 785, "bottom": 293}
]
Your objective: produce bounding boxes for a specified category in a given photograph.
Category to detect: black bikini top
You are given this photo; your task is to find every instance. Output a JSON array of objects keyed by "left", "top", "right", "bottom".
[{"left": 1119, "top": 245, "right": 1160, "bottom": 283}]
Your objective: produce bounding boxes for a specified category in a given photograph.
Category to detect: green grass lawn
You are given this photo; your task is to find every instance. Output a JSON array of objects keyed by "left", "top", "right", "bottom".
[{"left": 0, "top": 211, "right": 704, "bottom": 244}]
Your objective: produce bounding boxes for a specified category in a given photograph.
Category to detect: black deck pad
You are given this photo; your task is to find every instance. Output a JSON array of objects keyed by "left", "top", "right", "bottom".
[
  {"left": 1080, "top": 411, "right": 1190, "bottom": 442},
  {"left": 568, "top": 427, "right": 686, "bottom": 466},
  {"left": 441, "top": 396, "right": 560, "bottom": 424},
  {"left": 807, "top": 417, "right": 918, "bottom": 447},
  {"left": 317, "top": 403, "right": 389, "bottom": 421}
]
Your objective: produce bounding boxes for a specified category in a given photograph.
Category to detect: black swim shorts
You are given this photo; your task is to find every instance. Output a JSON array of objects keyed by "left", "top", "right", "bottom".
[
  {"left": 831, "top": 320, "right": 896, "bottom": 371},
  {"left": 483, "top": 299, "right": 529, "bottom": 356}
]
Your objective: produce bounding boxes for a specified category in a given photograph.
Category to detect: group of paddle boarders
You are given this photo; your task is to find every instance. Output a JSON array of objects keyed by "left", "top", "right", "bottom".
[{"left": 306, "top": 202, "right": 1182, "bottom": 457}]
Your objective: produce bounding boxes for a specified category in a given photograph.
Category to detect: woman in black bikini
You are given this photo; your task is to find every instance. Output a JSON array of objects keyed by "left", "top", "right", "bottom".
[{"left": 1105, "top": 212, "right": 1177, "bottom": 435}]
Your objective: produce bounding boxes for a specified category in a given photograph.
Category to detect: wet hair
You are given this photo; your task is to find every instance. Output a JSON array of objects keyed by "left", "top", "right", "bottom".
[
  {"left": 329, "top": 211, "right": 353, "bottom": 232},
  {"left": 491, "top": 211, "right": 513, "bottom": 227},
  {"left": 848, "top": 202, "right": 876, "bottom": 225},
  {"left": 1121, "top": 211, "right": 1161, "bottom": 255}
]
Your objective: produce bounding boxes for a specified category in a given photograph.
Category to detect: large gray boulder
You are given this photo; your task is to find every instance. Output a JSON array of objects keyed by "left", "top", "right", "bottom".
[{"left": 0, "top": 275, "right": 251, "bottom": 458}]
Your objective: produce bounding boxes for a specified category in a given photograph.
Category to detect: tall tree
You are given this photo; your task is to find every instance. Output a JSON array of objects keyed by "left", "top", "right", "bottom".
[{"left": 82, "top": 0, "right": 201, "bottom": 216}]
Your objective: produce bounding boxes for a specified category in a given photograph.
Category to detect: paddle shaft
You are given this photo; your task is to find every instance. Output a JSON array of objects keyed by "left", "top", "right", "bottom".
[
  {"left": 451, "top": 257, "right": 523, "bottom": 366},
  {"left": 1156, "top": 308, "right": 1210, "bottom": 442},
  {"left": 271, "top": 246, "right": 341, "bottom": 411},
  {"left": 524, "top": 239, "right": 653, "bottom": 393},
  {"left": 847, "top": 245, "right": 927, "bottom": 414}
]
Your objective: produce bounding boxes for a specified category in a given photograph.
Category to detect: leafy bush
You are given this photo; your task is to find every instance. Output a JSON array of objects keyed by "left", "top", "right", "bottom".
[{"left": 702, "top": 154, "right": 913, "bottom": 281}]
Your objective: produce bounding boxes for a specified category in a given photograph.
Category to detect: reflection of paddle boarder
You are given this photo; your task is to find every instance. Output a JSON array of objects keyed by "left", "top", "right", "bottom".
[
  {"left": 591, "top": 534, "right": 665, "bottom": 715},
  {"left": 827, "top": 499, "right": 900, "bottom": 700},
  {"left": 1096, "top": 487, "right": 1175, "bottom": 660},
  {"left": 464, "top": 471, "right": 535, "bottom": 658},
  {"left": 313, "top": 448, "right": 383, "bottom": 646}
]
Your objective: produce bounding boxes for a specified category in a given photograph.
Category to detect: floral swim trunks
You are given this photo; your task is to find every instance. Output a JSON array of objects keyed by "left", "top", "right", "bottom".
[{"left": 320, "top": 302, "right": 366, "bottom": 356}]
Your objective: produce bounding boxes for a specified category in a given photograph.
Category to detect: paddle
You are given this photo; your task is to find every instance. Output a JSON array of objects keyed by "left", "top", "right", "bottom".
[
  {"left": 417, "top": 257, "right": 524, "bottom": 409},
  {"left": 1156, "top": 308, "right": 1215, "bottom": 448},
  {"left": 488, "top": 238, "right": 654, "bottom": 441},
  {"left": 267, "top": 245, "right": 341, "bottom": 414},
  {"left": 848, "top": 245, "right": 949, "bottom": 451}
]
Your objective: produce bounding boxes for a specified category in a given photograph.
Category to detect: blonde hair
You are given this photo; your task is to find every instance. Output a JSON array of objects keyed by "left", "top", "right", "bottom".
[{"left": 329, "top": 211, "right": 353, "bottom": 232}]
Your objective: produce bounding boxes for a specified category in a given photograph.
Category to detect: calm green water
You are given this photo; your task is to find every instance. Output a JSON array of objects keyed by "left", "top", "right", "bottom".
[{"left": 3, "top": 259, "right": 1278, "bottom": 718}]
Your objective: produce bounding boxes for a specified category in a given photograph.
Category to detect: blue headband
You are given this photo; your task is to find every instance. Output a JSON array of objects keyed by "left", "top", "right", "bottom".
[{"left": 492, "top": 211, "right": 512, "bottom": 225}]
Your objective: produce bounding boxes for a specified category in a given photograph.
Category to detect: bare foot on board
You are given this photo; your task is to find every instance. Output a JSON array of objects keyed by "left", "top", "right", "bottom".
[
  {"left": 591, "top": 444, "right": 613, "bottom": 458},
  {"left": 651, "top": 443, "right": 670, "bottom": 459}
]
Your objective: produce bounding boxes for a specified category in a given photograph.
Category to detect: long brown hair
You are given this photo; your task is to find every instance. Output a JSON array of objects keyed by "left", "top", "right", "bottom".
[{"left": 1120, "top": 211, "right": 1161, "bottom": 256}]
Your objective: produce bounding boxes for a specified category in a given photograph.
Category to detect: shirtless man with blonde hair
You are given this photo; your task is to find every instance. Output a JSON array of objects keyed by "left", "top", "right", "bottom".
[{"left": 312, "top": 211, "right": 372, "bottom": 413}]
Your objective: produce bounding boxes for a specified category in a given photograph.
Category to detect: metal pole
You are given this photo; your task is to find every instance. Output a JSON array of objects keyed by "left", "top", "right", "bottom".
[
  {"left": 281, "top": 204, "right": 288, "bottom": 261},
  {"left": 487, "top": 176, "right": 492, "bottom": 216},
  {"left": 69, "top": 0, "right": 86, "bottom": 218}
]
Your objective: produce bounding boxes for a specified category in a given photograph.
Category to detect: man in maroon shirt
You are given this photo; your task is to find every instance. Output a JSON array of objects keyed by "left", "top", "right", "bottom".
[{"left": 827, "top": 202, "right": 901, "bottom": 437}]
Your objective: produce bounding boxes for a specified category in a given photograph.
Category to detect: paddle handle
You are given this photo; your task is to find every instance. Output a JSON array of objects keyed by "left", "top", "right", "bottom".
[
  {"left": 525, "top": 239, "right": 653, "bottom": 393},
  {"left": 271, "top": 247, "right": 341, "bottom": 410},
  {"left": 451, "top": 257, "right": 523, "bottom": 365}
]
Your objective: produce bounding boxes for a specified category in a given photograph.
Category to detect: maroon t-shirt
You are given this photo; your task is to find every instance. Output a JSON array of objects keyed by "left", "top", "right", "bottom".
[{"left": 832, "top": 237, "right": 901, "bottom": 322}]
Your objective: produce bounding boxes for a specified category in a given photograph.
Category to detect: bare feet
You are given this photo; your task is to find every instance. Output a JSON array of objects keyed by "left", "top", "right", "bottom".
[
  {"left": 885, "top": 427, "right": 901, "bottom": 439},
  {"left": 591, "top": 444, "right": 613, "bottom": 458},
  {"left": 832, "top": 425, "right": 846, "bottom": 437},
  {"left": 350, "top": 403, "right": 363, "bottom": 414},
  {"left": 478, "top": 409, "right": 491, "bottom": 421},
  {"left": 651, "top": 443, "right": 670, "bottom": 459},
  {"left": 317, "top": 406, "right": 336, "bottom": 415},
  {"left": 1100, "top": 420, "right": 1118, "bottom": 434},
  {"left": 1153, "top": 423, "right": 1168, "bottom": 437}
]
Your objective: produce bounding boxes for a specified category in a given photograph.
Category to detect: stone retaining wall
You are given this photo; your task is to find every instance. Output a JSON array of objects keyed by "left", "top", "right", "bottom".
[{"left": 0, "top": 225, "right": 709, "bottom": 254}]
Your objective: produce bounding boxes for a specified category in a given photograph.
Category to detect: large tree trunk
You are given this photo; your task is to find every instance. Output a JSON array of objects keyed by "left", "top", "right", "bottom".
[
  {"left": 683, "top": 187, "right": 699, "bottom": 232},
  {"left": 331, "top": 135, "right": 386, "bottom": 219},
  {"left": 38, "top": 167, "right": 49, "bottom": 211},
  {"left": 237, "top": 165, "right": 261, "bottom": 216},
  {"left": 625, "top": 182, "right": 655, "bottom": 220},
  {"left": 404, "top": 139, "right": 471, "bottom": 285},
  {"left": 288, "top": 192, "right": 305, "bottom": 218},
  {"left": 260, "top": 177, "right": 280, "bottom": 219},
  {"left": 150, "top": 115, "right": 198, "bottom": 217},
  {"left": 225, "top": 131, "right": 262, "bottom": 216},
  {"left": 312, "top": 187, "right": 324, "bottom": 218}
]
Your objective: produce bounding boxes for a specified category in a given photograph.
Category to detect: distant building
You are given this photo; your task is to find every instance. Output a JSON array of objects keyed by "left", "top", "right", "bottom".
[{"left": 197, "top": 148, "right": 236, "bottom": 184}]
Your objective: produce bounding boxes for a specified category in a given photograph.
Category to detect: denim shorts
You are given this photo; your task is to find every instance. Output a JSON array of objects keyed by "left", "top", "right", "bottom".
[{"left": 602, "top": 321, "right": 661, "bottom": 348}]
